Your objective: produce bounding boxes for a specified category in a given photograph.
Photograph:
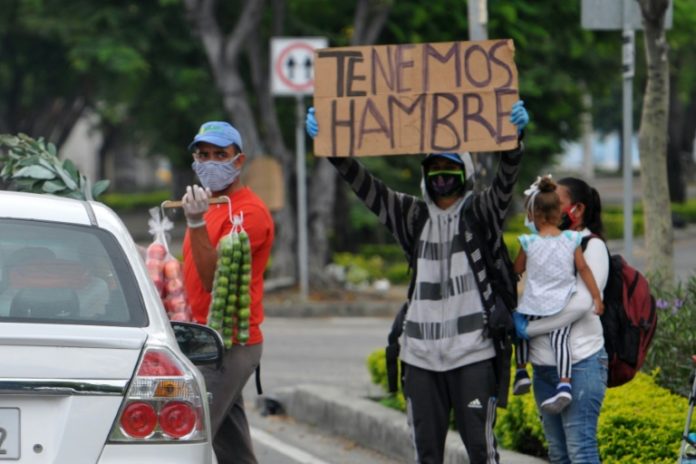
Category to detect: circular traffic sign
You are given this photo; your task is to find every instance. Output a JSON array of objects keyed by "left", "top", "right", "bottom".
[
  {"left": 275, "top": 42, "right": 317, "bottom": 92},
  {"left": 271, "top": 37, "right": 327, "bottom": 96}
]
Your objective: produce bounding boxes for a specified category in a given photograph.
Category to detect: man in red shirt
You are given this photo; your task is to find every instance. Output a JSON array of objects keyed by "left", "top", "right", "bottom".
[{"left": 181, "top": 121, "right": 274, "bottom": 464}]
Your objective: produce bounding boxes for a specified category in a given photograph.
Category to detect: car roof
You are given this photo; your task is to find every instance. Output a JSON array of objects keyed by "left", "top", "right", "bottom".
[{"left": 0, "top": 190, "right": 93, "bottom": 225}]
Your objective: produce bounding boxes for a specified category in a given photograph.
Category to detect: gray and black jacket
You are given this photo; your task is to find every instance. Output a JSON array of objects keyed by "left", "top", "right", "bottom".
[{"left": 329, "top": 146, "right": 522, "bottom": 374}]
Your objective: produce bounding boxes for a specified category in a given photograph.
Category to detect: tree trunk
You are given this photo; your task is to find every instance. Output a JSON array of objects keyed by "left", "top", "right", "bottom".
[
  {"left": 637, "top": 0, "right": 673, "bottom": 285},
  {"left": 311, "top": 0, "right": 392, "bottom": 283}
]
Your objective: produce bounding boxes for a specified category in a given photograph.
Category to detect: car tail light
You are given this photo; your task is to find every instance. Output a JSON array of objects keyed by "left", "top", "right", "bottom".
[
  {"left": 108, "top": 346, "right": 207, "bottom": 443},
  {"left": 159, "top": 401, "right": 198, "bottom": 438},
  {"left": 120, "top": 402, "right": 157, "bottom": 438}
]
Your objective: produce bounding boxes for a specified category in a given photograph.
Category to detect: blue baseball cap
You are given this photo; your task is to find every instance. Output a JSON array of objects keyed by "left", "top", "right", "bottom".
[
  {"left": 422, "top": 153, "right": 464, "bottom": 166},
  {"left": 188, "top": 121, "right": 243, "bottom": 151}
]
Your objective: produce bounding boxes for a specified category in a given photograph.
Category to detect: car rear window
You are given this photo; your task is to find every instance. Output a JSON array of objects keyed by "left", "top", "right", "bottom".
[{"left": 0, "top": 219, "right": 148, "bottom": 327}]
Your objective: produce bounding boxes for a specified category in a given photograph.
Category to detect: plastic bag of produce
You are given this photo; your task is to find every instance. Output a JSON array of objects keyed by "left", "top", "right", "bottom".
[
  {"left": 146, "top": 207, "right": 192, "bottom": 322},
  {"left": 208, "top": 212, "right": 252, "bottom": 348}
]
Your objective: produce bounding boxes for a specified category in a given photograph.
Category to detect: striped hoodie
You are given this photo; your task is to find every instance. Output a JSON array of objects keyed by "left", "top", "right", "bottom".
[{"left": 329, "top": 146, "right": 522, "bottom": 372}]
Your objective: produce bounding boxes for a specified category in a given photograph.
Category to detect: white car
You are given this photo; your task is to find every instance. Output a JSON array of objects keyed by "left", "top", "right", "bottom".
[{"left": 0, "top": 190, "right": 222, "bottom": 463}]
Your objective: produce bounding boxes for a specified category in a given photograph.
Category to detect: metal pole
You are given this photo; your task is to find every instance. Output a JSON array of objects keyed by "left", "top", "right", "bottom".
[
  {"left": 622, "top": 0, "right": 634, "bottom": 263},
  {"left": 581, "top": 91, "right": 594, "bottom": 181},
  {"left": 468, "top": 0, "right": 491, "bottom": 185},
  {"left": 295, "top": 95, "right": 309, "bottom": 299},
  {"left": 468, "top": 0, "right": 488, "bottom": 41}
]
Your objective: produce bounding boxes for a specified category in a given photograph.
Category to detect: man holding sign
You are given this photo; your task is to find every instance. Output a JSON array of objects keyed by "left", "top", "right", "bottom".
[{"left": 306, "top": 39, "right": 529, "bottom": 464}]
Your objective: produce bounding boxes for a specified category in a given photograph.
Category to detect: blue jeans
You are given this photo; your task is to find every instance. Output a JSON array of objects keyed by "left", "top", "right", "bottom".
[{"left": 532, "top": 350, "right": 608, "bottom": 464}]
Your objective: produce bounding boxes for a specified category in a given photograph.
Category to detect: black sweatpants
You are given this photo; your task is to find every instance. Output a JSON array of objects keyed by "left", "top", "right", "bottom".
[{"left": 403, "top": 358, "right": 499, "bottom": 464}]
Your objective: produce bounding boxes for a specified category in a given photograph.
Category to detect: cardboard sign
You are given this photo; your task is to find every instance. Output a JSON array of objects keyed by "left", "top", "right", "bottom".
[
  {"left": 242, "top": 156, "right": 285, "bottom": 212},
  {"left": 313, "top": 39, "right": 519, "bottom": 157}
]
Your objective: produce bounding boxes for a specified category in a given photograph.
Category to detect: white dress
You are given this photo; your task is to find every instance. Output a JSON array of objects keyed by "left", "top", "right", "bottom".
[{"left": 516, "top": 230, "right": 582, "bottom": 317}]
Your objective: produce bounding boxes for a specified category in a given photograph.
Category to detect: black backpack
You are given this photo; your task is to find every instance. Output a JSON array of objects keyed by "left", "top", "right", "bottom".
[
  {"left": 581, "top": 235, "right": 657, "bottom": 387},
  {"left": 385, "top": 199, "right": 518, "bottom": 404}
]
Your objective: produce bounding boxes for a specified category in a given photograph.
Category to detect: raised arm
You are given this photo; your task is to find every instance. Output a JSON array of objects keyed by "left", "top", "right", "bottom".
[
  {"left": 471, "top": 101, "right": 527, "bottom": 248},
  {"left": 306, "top": 108, "right": 425, "bottom": 260}
]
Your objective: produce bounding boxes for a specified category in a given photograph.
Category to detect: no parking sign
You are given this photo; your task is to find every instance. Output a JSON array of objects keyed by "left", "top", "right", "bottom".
[{"left": 271, "top": 37, "right": 328, "bottom": 96}]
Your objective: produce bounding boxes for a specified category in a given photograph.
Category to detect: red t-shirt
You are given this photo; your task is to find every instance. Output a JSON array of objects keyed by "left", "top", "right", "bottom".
[{"left": 183, "top": 187, "right": 274, "bottom": 345}]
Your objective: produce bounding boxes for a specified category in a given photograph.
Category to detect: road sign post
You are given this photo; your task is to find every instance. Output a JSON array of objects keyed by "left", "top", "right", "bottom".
[{"left": 271, "top": 37, "right": 328, "bottom": 300}]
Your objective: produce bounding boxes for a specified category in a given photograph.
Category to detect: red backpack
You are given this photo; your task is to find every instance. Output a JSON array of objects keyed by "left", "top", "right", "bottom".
[{"left": 582, "top": 236, "right": 658, "bottom": 387}]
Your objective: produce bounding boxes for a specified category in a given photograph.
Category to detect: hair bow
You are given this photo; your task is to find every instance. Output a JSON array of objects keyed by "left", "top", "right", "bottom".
[
  {"left": 523, "top": 174, "right": 552, "bottom": 212},
  {"left": 523, "top": 174, "right": 552, "bottom": 197}
]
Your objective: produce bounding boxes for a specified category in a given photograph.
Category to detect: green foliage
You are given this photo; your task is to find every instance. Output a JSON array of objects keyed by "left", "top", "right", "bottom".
[
  {"left": 99, "top": 190, "right": 171, "bottom": 211},
  {"left": 604, "top": 199, "right": 696, "bottom": 225},
  {"left": 366, "top": 348, "right": 406, "bottom": 411},
  {"left": 384, "top": 262, "right": 410, "bottom": 285},
  {"left": 1, "top": 0, "right": 223, "bottom": 168},
  {"left": 495, "top": 367, "right": 547, "bottom": 457},
  {"left": 601, "top": 211, "right": 645, "bottom": 240},
  {"left": 332, "top": 243, "right": 411, "bottom": 285},
  {"left": 644, "top": 276, "right": 696, "bottom": 397},
  {"left": 598, "top": 373, "right": 687, "bottom": 463},
  {"left": 332, "top": 252, "right": 385, "bottom": 285},
  {"left": 504, "top": 232, "right": 521, "bottom": 259},
  {"left": 0, "top": 133, "right": 109, "bottom": 200},
  {"left": 498, "top": 370, "right": 690, "bottom": 462},
  {"left": 672, "top": 199, "right": 696, "bottom": 223}
]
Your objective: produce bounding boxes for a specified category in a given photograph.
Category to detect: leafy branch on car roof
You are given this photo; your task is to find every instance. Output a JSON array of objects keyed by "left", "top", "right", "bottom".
[{"left": 0, "top": 133, "right": 109, "bottom": 201}]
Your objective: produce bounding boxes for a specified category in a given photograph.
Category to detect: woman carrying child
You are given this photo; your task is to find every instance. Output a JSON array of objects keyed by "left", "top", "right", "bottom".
[
  {"left": 511, "top": 175, "right": 604, "bottom": 415},
  {"left": 513, "top": 176, "right": 610, "bottom": 463}
]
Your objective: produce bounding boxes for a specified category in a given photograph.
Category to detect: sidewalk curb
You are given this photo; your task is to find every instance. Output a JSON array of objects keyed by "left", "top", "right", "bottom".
[{"left": 273, "top": 384, "right": 547, "bottom": 464}]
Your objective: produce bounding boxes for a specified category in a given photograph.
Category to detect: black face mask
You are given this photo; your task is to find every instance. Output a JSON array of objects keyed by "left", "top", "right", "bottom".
[
  {"left": 559, "top": 205, "right": 578, "bottom": 231},
  {"left": 426, "top": 170, "right": 465, "bottom": 198}
]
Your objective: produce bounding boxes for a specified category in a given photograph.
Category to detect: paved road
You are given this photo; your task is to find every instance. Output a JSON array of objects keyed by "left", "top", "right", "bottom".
[{"left": 243, "top": 317, "right": 399, "bottom": 464}]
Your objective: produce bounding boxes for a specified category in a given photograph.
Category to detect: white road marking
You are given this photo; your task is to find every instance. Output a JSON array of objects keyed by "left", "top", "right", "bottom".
[{"left": 250, "top": 427, "right": 333, "bottom": 464}]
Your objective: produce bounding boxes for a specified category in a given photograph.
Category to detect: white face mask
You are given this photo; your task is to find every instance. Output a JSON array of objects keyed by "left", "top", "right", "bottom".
[
  {"left": 524, "top": 216, "right": 538, "bottom": 234},
  {"left": 192, "top": 155, "right": 241, "bottom": 192}
]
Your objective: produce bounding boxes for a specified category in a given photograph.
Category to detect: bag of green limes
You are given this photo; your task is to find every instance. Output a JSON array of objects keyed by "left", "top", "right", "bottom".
[{"left": 207, "top": 213, "right": 252, "bottom": 349}]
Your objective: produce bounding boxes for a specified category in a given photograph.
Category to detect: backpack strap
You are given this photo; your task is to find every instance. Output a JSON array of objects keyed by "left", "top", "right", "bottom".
[{"left": 580, "top": 233, "right": 599, "bottom": 252}]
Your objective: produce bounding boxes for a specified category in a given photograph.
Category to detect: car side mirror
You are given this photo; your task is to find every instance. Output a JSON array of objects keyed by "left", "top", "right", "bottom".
[{"left": 170, "top": 321, "right": 224, "bottom": 368}]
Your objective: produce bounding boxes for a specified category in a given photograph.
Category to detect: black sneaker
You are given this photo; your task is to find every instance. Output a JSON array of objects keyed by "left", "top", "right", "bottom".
[{"left": 513, "top": 370, "right": 531, "bottom": 395}]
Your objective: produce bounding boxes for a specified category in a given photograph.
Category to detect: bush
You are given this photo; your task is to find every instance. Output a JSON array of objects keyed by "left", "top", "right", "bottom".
[
  {"left": 384, "top": 261, "right": 410, "bottom": 285},
  {"left": 367, "top": 348, "right": 690, "bottom": 462},
  {"left": 644, "top": 275, "right": 696, "bottom": 396},
  {"left": 332, "top": 252, "right": 386, "bottom": 285},
  {"left": 100, "top": 190, "right": 170, "bottom": 211},
  {"left": 597, "top": 372, "right": 686, "bottom": 462},
  {"left": 602, "top": 211, "right": 644, "bottom": 240},
  {"left": 359, "top": 243, "right": 405, "bottom": 263},
  {"left": 672, "top": 199, "right": 696, "bottom": 223}
]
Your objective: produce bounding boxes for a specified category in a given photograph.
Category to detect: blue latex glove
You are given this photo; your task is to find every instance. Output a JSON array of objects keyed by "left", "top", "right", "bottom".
[
  {"left": 510, "top": 100, "right": 529, "bottom": 134},
  {"left": 513, "top": 312, "right": 529, "bottom": 340},
  {"left": 306, "top": 107, "right": 318, "bottom": 139}
]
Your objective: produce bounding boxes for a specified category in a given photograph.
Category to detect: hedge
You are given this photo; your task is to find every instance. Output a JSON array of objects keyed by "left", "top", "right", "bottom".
[{"left": 366, "top": 349, "right": 690, "bottom": 462}]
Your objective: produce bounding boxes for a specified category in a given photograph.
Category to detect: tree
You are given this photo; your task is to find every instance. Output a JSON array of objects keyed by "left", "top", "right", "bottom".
[
  {"left": 665, "top": 0, "right": 696, "bottom": 203},
  {"left": 182, "top": 0, "right": 392, "bottom": 285},
  {"left": 637, "top": 0, "right": 673, "bottom": 284}
]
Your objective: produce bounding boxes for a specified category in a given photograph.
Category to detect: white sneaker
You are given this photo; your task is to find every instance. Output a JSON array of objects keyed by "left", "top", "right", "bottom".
[{"left": 540, "top": 390, "right": 572, "bottom": 415}]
